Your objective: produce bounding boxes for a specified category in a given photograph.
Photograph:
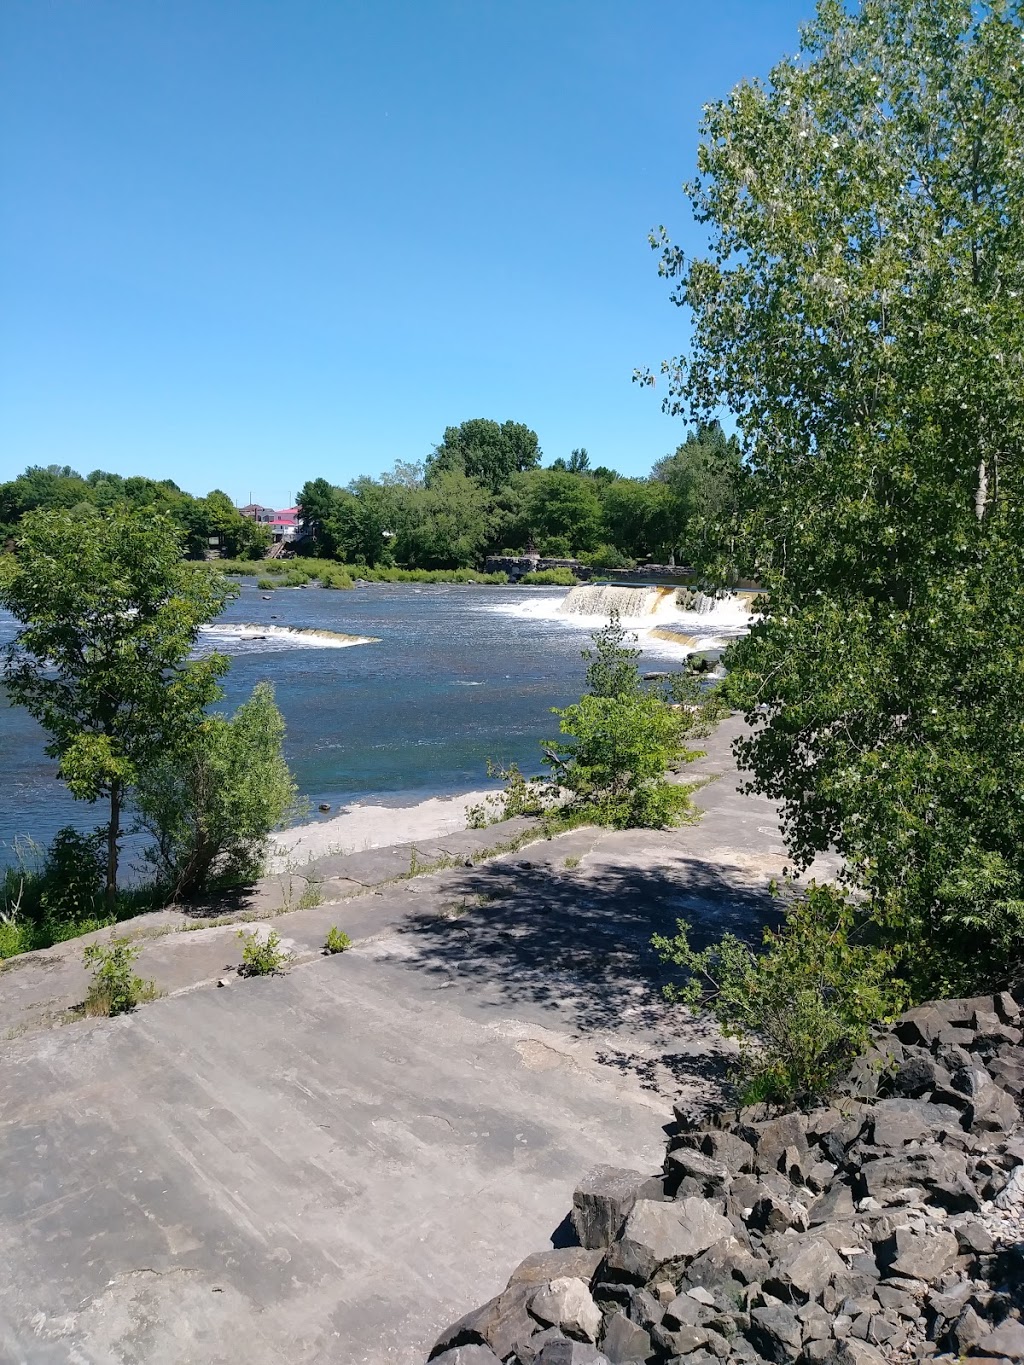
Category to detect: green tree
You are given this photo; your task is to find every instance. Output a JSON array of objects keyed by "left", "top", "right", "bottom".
[
  {"left": 393, "top": 468, "right": 491, "bottom": 568},
  {"left": 647, "top": 0, "right": 1024, "bottom": 992},
  {"left": 297, "top": 477, "right": 343, "bottom": 557},
  {"left": 651, "top": 423, "right": 742, "bottom": 565},
  {"left": 544, "top": 615, "right": 716, "bottom": 828},
  {"left": 133, "top": 682, "right": 298, "bottom": 897},
  {"left": 0, "top": 507, "right": 234, "bottom": 901},
  {"left": 599, "top": 478, "right": 674, "bottom": 561},
  {"left": 427, "top": 418, "right": 542, "bottom": 492},
  {"left": 523, "top": 470, "right": 603, "bottom": 554}
]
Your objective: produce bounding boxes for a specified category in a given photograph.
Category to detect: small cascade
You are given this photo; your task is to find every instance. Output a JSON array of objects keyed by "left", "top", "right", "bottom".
[
  {"left": 674, "top": 588, "right": 718, "bottom": 615},
  {"left": 198, "top": 623, "right": 380, "bottom": 649},
  {"left": 558, "top": 584, "right": 675, "bottom": 617}
]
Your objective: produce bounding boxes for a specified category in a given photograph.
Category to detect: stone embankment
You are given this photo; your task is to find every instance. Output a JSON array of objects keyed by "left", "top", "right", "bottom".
[{"left": 428, "top": 989, "right": 1024, "bottom": 1365}]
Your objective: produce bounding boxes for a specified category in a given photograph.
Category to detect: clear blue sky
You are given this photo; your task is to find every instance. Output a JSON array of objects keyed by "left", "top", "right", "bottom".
[{"left": 1, "top": 0, "right": 811, "bottom": 508}]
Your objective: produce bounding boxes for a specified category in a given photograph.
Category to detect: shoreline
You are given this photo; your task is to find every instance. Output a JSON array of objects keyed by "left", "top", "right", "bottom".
[{"left": 268, "top": 785, "right": 504, "bottom": 869}]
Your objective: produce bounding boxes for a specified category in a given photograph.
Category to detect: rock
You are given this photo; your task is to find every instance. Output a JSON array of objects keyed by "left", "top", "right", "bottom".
[
  {"left": 741, "top": 1113, "right": 809, "bottom": 1170},
  {"left": 318, "top": 802, "right": 331, "bottom": 812},
  {"left": 429, "top": 1286, "right": 535, "bottom": 1360},
  {"left": 665, "top": 1148, "right": 731, "bottom": 1192},
  {"left": 892, "top": 1055, "right": 950, "bottom": 1097},
  {"left": 994, "top": 1162, "right": 1024, "bottom": 1210},
  {"left": 870, "top": 1104, "right": 932, "bottom": 1147},
  {"left": 535, "top": 1340, "right": 611, "bottom": 1365},
  {"left": 599, "top": 1311, "right": 651, "bottom": 1363},
  {"left": 808, "top": 1182, "right": 856, "bottom": 1225},
  {"left": 573, "top": 1167, "right": 648, "bottom": 1250},
  {"left": 823, "top": 1341, "right": 889, "bottom": 1364},
  {"left": 652, "top": 1321, "right": 710, "bottom": 1355},
  {"left": 508, "top": 1249, "right": 604, "bottom": 1290},
  {"left": 747, "top": 1189, "right": 807, "bottom": 1234},
  {"left": 766, "top": 1236, "right": 850, "bottom": 1302},
  {"left": 746, "top": 1303, "right": 803, "bottom": 1362},
  {"left": 530, "top": 1279, "right": 602, "bottom": 1343},
  {"left": 606, "top": 1198, "right": 733, "bottom": 1282},
  {"left": 431, "top": 1348, "right": 503, "bottom": 1365},
  {"left": 876, "top": 1227, "right": 959, "bottom": 1283},
  {"left": 685, "top": 1237, "right": 768, "bottom": 1291},
  {"left": 217, "top": 977, "right": 233, "bottom": 987},
  {"left": 895, "top": 1006, "right": 951, "bottom": 1047},
  {"left": 663, "top": 1293, "right": 707, "bottom": 1328},
  {"left": 700, "top": 1131, "right": 756, "bottom": 1172},
  {"left": 967, "top": 1082, "right": 1020, "bottom": 1133},
  {"left": 974, "top": 1318, "right": 1024, "bottom": 1359}
]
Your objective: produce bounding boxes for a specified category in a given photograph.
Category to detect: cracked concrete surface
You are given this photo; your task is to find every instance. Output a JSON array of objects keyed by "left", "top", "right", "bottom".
[{"left": 0, "top": 717, "right": 834, "bottom": 1363}]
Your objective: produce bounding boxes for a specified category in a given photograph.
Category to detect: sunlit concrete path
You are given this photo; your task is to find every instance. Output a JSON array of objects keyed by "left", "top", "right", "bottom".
[{"left": 0, "top": 717, "right": 832, "bottom": 1363}]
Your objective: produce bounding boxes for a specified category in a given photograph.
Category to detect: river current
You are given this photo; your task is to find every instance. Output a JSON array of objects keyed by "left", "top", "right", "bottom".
[{"left": 0, "top": 581, "right": 749, "bottom": 861}]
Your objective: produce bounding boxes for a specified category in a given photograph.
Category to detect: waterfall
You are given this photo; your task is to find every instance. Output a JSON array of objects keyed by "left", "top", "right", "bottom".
[{"left": 558, "top": 585, "right": 676, "bottom": 617}]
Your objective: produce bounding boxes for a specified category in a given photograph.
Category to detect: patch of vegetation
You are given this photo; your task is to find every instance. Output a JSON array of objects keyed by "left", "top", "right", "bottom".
[
  {"left": 520, "top": 568, "right": 578, "bottom": 586},
  {"left": 542, "top": 614, "right": 722, "bottom": 829},
  {"left": 0, "top": 830, "right": 164, "bottom": 962},
  {"left": 82, "top": 937, "right": 161, "bottom": 1017},
  {"left": 654, "top": 882, "right": 908, "bottom": 1106},
  {"left": 134, "top": 682, "right": 299, "bottom": 899},
  {"left": 563, "top": 854, "right": 581, "bottom": 869},
  {"left": 580, "top": 544, "right": 636, "bottom": 571},
  {"left": 324, "top": 926, "right": 352, "bottom": 953},
  {"left": 237, "top": 927, "right": 288, "bottom": 976}
]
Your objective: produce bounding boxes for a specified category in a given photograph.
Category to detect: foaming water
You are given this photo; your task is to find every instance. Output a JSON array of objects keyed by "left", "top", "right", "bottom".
[
  {"left": 559, "top": 583, "right": 676, "bottom": 617},
  {"left": 199, "top": 622, "right": 380, "bottom": 652},
  {"left": 483, "top": 584, "right": 753, "bottom": 659}
]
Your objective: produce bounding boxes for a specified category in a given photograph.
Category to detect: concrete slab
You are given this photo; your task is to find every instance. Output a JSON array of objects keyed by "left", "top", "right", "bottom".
[
  {"left": 0, "top": 954, "right": 671, "bottom": 1365},
  {"left": 0, "top": 715, "right": 838, "bottom": 1363}
]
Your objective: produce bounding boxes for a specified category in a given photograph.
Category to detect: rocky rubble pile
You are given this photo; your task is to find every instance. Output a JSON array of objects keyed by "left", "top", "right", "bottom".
[{"left": 428, "top": 990, "right": 1024, "bottom": 1365}]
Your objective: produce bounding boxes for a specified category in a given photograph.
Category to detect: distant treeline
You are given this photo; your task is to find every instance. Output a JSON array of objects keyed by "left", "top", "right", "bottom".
[
  {"left": 0, "top": 468, "right": 270, "bottom": 560},
  {"left": 0, "top": 417, "right": 740, "bottom": 570}
]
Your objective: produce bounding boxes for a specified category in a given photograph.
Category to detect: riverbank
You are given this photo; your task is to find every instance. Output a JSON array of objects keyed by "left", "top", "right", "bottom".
[
  {"left": 269, "top": 785, "right": 504, "bottom": 870},
  {"left": 0, "top": 715, "right": 825, "bottom": 1364}
]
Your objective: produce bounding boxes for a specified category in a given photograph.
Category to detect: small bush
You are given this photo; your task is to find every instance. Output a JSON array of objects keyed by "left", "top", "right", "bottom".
[
  {"left": 237, "top": 927, "right": 288, "bottom": 976},
  {"left": 653, "top": 882, "right": 908, "bottom": 1106},
  {"left": 564, "top": 855, "right": 581, "bottom": 869},
  {"left": 256, "top": 577, "right": 277, "bottom": 590},
  {"left": 521, "top": 568, "right": 578, "bottom": 586},
  {"left": 324, "top": 926, "right": 352, "bottom": 954},
  {"left": 83, "top": 937, "right": 159, "bottom": 1016}
]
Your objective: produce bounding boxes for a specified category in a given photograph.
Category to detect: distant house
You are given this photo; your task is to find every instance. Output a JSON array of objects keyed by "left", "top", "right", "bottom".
[
  {"left": 269, "top": 508, "right": 299, "bottom": 543},
  {"left": 238, "top": 503, "right": 275, "bottom": 525}
]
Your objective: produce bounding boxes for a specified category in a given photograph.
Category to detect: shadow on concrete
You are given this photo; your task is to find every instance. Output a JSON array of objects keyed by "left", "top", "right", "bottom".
[{"left": 388, "top": 854, "right": 779, "bottom": 1093}]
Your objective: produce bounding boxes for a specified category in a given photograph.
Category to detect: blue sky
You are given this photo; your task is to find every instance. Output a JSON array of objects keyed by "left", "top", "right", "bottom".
[{"left": 1, "top": 1, "right": 811, "bottom": 508}]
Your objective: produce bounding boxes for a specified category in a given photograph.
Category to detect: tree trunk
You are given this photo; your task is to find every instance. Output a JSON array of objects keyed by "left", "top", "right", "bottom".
[
  {"left": 106, "top": 780, "right": 121, "bottom": 907},
  {"left": 975, "top": 458, "right": 988, "bottom": 522}
]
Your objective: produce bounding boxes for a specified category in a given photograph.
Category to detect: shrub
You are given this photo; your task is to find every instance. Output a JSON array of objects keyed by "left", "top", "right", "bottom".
[
  {"left": 38, "top": 827, "right": 105, "bottom": 922},
  {"left": 256, "top": 577, "right": 277, "bottom": 590},
  {"left": 133, "top": 682, "right": 299, "bottom": 898},
  {"left": 544, "top": 614, "right": 717, "bottom": 829},
  {"left": 653, "top": 882, "right": 908, "bottom": 1105},
  {"left": 83, "top": 937, "right": 159, "bottom": 1016},
  {"left": 237, "top": 927, "right": 288, "bottom": 976},
  {"left": 324, "top": 926, "right": 352, "bottom": 953},
  {"left": 521, "top": 568, "right": 578, "bottom": 586}
]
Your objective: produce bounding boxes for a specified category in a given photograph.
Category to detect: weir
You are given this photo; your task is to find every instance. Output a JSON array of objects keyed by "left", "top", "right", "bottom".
[{"left": 557, "top": 584, "right": 676, "bottom": 617}]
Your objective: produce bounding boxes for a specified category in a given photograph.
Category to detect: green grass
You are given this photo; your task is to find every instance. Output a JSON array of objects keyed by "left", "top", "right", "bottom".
[
  {"left": 214, "top": 558, "right": 506, "bottom": 587},
  {"left": 520, "top": 568, "right": 579, "bottom": 586}
]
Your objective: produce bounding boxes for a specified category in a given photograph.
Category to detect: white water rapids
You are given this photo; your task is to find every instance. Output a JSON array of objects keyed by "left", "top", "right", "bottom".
[
  {"left": 198, "top": 623, "right": 380, "bottom": 652},
  {"left": 484, "top": 583, "right": 754, "bottom": 659}
]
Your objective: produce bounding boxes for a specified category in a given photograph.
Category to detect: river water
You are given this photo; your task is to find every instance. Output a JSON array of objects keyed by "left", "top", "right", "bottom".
[{"left": 0, "top": 581, "right": 749, "bottom": 862}]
